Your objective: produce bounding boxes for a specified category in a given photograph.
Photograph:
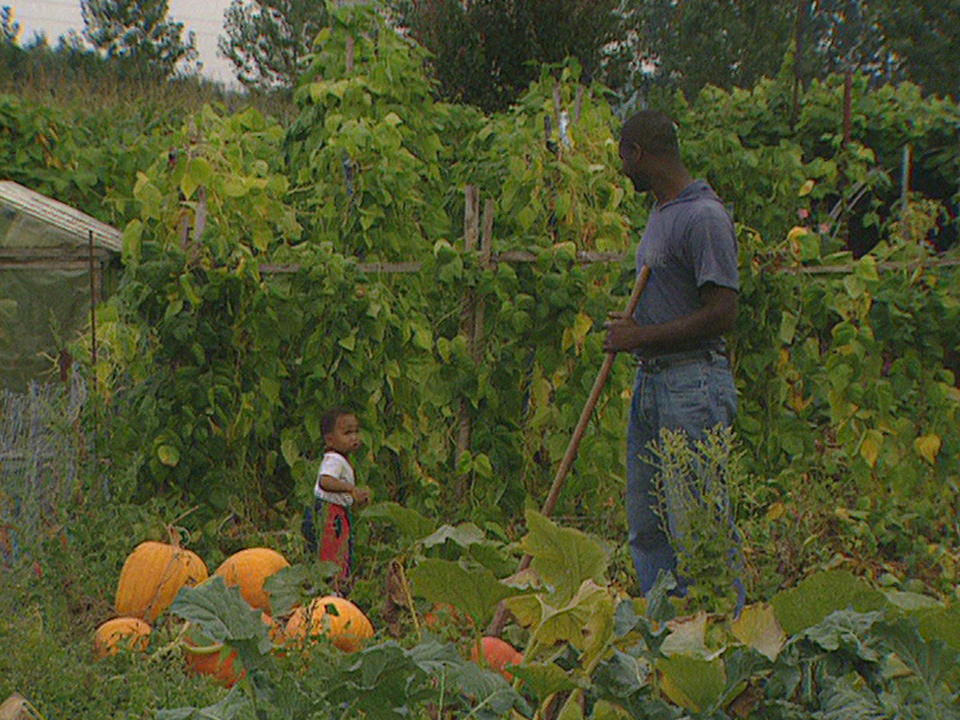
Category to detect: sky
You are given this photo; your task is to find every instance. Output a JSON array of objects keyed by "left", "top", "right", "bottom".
[{"left": 9, "top": 0, "right": 238, "bottom": 85}]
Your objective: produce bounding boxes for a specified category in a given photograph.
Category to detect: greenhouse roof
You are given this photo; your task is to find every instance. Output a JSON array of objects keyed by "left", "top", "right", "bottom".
[{"left": 0, "top": 180, "right": 122, "bottom": 256}]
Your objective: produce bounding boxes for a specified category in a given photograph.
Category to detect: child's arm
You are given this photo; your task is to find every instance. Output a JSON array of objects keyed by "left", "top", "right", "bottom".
[{"left": 319, "top": 475, "right": 372, "bottom": 507}]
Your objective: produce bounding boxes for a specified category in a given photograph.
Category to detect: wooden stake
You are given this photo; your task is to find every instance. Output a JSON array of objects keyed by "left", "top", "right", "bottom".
[
  {"left": 456, "top": 186, "right": 482, "bottom": 491},
  {"left": 472, "top": 198, "right": 495, "bottom": 353},
  {"left": 88, "top": 230, "right": 97, "bottom": 368}
]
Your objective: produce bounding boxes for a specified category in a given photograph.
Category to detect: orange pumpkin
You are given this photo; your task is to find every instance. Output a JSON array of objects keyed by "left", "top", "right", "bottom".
[
  {"left": 285, "top": 596, "right": 374, "bottom": 653},
  {"left": 182, "top": 614, "right": 278, "bottom": 686},
  {"left": 115, "top": 541, "right": 209, "bottom": 622},
  {"left": 471, "top": 636, "right": 523, "bottom": 680},
  {"left": 183, "top": 634, "right": 244, "bottom": 687},
  {"left": 214, "top": 548, "right": 290, "bottom": 614},
  {"left": 94, "top": 617, "right": 152, "bottom": 658}
]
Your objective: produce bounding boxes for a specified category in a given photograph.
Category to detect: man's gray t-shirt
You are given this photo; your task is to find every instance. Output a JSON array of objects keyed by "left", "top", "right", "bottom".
[{"left": 633, "top": 179, "right": 739, "bottom": 354}]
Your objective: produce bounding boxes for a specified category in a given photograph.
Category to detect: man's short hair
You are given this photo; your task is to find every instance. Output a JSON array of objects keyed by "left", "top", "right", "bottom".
[{"left": 621, "top": 110, "right": 680, "bottom": 158}]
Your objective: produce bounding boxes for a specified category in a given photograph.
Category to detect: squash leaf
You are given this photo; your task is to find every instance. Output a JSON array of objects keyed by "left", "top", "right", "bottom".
[
  {"left": 771, "top": 570, "right": 885, "bottom": 636},
  {"left": 408, "top": 558, "right": 523, "bottom": 628},
  {"left": 170, "top": 577, "right": 273, "bottom": 668},
  {"left": 156, "top": 686, "right": 247, "bottom": 720},
  {"left": 510, "top": 661, "right": 584, "bottom": 702},
  {"left": 362, "top": 502, "right": 438, "bottom": 546},
  {"left": 731, "top": 603, "right": 787, "bottom": 661},
  {"left": 520, "top": 509, "right": 607, "bottom": 606},
  {"left": 657, "top": 654, "right": 726, "bottom": 712}
]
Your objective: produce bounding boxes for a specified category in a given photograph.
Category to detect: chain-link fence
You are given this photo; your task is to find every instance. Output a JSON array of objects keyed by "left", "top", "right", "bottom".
[{"left": 0, "top": 374, "right": 87, "bottom": 566}]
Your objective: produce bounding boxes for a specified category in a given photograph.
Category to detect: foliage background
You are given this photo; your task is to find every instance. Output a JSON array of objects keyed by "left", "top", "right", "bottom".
[{"left": 1, "top": 1, "right": 960, "bottom": 717}]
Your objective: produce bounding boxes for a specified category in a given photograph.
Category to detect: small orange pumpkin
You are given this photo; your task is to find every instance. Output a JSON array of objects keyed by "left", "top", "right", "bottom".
[
  {"left": 214, "top": 547, "right": 290, "bottom": 614},
  {"left": 94, "top": 617, "right": 152, "bottom": 658},
  {"left": 285, "top": 596, "right": 374, "bottom": 653},
  {"left": 183, "top": 632, "right": 244, "bottom": 687},
  {"left": 115, "top": 540, "right": 209, "bottom": 622},
  {"left": 182, "top": 613, "right": 278, "bottom": 686},
  {"left": 471, "top": 636, "right": 523, "bottom": 680}
]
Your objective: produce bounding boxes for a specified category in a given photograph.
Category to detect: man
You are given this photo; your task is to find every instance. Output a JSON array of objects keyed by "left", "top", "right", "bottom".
[{"left": 604, "top": 110, "right": 741, "bottom": 601}]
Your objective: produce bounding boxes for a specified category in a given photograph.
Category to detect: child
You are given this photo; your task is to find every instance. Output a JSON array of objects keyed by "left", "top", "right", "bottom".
[{"left": 302, "top": 407, "right": 372, "bottom": 595}]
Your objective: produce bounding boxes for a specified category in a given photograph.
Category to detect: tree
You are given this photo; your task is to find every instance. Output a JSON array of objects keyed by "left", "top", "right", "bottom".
[
  {"left": 619, "top": 0, "right": 793, "bottom": 99},
  {"left": 624, "top": 0, "right": 896, "bottom": 100},
  {"left": 219, "top": 0, "right": 329, "bottom": 91},
  {"left": 1, "top": 5, "right": 20, "bottom": 45},
  {"left": 872, "top": 0, "right": 960, "bottom": 99},
  {"left": 390, "top": 0, "right": 625, "bottom": 112},
  {"left": 81, "top": 0, "right": 197, "bottom": 77}
]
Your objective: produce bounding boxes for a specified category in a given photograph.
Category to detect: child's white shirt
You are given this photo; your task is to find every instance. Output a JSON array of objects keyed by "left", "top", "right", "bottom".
[{"left": 314, "top": 451, "right": 355, "bottom": 507}]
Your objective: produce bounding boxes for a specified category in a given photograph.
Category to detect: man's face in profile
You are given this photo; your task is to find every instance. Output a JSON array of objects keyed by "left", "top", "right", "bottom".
[{"left": 619, "top": 137, "right": 651, "bottom": 193}]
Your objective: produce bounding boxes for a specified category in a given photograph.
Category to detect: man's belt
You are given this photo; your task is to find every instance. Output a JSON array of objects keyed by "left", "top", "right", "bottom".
[{"left": 635, "top": 348, "right": 723, "bottom": 373}]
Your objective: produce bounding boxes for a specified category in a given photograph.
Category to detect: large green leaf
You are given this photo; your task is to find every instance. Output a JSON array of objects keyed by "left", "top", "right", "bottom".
[
  {"left": 362, "top": 502, "right": 438, "bottom": 546},
  {"left": 916, "top": 603, "right": 960, "bottom": 652},
  {"left": 156, "top": 687, "right": 247, "bottom": 720},
  {"left": 660, "top": 611, "right": 710, "bottom": 658},
  {"left": 170, "top": 577, "right": 272, "bottom": 656},
  {"left": 520, "top": 509, "right": 608, "bottom": 605},
  {"left": 801, "top": 610, "right": 884, "bottom": 662},
  {"left": 421, "top": 522, "right": 487, "bottom": 549},
  {"left": 507, "top": 579, "right": 615, "bottom": 665},
  {"left": 510, "top": 662, "right": 583, "bottom": 702},
  {"left": 408, "top": 558, "right": 523, "bottom": 628},
  {"left": 731, "top": 602, "right": 787, "bottom": 661},
  {"left": 657, "top": 654, "right": 727, "bottom": 712},
  {"left": 879, "top": 618, "right": 960, "bottom": 698},
  {"left": 771, "top": 570, "right": 885, "bottom": 636},
  {"left": 263, "top": 562, "right": 341, "bottom": 617}
]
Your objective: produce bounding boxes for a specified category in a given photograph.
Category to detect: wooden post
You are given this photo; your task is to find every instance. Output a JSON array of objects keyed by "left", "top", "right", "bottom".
[
  {"left": 842, "top": 69, "right": 853, "bottom": 149},
  {"left": 456, "top": 186, "right": 481, "bottom": 493},
  {"left": 346, "top": 36, "right": 355, "bottom": 74},
  {"left": 88, "top": 230, "right": 98, "bottom": 369},
  {"left": 899, "top": 144, "right": 912, "bottom": 242},
  {"left": 900, "top": 145, "right": 912, "bottom": 203},
  {"left": 472, "top": 198, "right": 495, "bottom": 353}
]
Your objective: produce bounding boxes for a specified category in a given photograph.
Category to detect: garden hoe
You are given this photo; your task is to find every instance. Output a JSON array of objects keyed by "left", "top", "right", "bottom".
[{"left": 488, "top": 264, "right": 651, "bottom": 634}]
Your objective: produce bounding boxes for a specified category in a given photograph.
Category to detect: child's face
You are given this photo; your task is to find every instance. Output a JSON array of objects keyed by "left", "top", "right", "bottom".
[{"left": 325, "top": 413, "right": 362, "bottom": 455}]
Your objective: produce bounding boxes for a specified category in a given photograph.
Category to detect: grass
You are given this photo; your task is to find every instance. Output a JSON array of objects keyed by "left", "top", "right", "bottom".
[{"left": 0, "top": 510, "right": 226, "bottom": 718}]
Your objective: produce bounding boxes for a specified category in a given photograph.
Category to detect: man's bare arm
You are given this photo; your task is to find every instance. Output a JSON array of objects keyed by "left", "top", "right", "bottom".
[{"left": 603, "top": 283, "right": 738, "bottom": 354}]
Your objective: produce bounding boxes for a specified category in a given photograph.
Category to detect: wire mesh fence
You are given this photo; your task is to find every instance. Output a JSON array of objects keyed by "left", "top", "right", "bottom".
[{"left": 0, "top": 373, "right": 87, "bottom": 567}]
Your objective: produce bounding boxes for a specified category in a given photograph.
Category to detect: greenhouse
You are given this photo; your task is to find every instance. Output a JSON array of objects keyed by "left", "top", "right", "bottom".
[{"left": 0, "top": 180, "right": 121, "bottom": 392}]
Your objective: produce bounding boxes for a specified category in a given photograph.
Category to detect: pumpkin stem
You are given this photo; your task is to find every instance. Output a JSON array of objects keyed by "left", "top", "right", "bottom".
[
  {"left": 153, "top": 621, "right": 194, "bottom": 661},
  {"left": 165, "top": 524, "right": 183, "bottom": 547}
]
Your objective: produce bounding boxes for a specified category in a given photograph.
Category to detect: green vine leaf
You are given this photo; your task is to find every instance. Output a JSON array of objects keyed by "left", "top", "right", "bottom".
[
  {"left": 408, "top": 557, "right": 522, "bottom": 628},
  {"left": 520, "top": 510, "right": 608, "bottom": 606}
]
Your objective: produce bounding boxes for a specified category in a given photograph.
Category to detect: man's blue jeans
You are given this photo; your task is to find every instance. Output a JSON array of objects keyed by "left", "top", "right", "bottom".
[{"left": 626, "top": 351, "right": 739, "bottom": 597}]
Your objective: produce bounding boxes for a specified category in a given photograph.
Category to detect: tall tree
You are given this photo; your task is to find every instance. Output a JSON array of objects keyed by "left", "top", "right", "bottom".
[
  {"left": 627, "top": 0, "right": 795, "bottom": 98},
  {"left": 390, "top": 0, "right": 625, "bottom": 112},
  {"left": 81, "top": 0, "right": 197, "bottom": 77},
  {"left": 872, "top": 0, "right": 960, "bottom": 99},
  {"left": 626, "top": 0, "right": 895, "bottom": 100},
  {"left": 1, "top": 5, "right": 20, "bottom": 45},
  {"left": 219, "top": 0, "right": 330, "bottom": 91}
]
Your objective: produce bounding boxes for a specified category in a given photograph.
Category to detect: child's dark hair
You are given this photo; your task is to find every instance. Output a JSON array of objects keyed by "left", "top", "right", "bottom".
[{"left": 321, "top": 407, "right": 355, "bottom": 437}]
